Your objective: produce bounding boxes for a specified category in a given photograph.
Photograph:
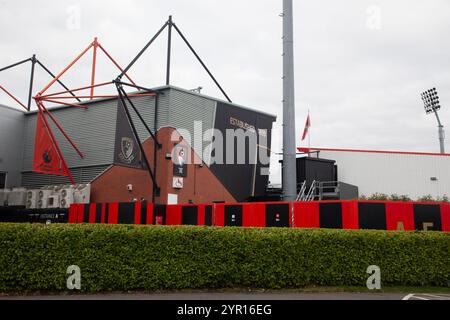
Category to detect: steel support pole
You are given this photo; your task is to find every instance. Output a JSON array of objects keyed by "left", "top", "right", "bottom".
[
  {"left": 36, "top": 60, "right": 81, "bottom": 102},
  {"left": 282, "top": 0, "right": 297, "bottom": 201},
  {"left": 172, "top": 23, "right": 232, "bottom": 103},
  {"left": 166, "top": 15, "right": 173, "bottom": 86},
  {"left": 118, "top": 21, "right": 169, "bottom": 79},
  {"left": 0, "top": 58, "right": 31, "bottom": 73},
  {"left": 27, "top": 55, "right": 37, "bottom": 111},
  {"left": 116, "top": 85, "right": 159, "bottom": 198},
  {"left": 434, "top": 110, "right": 445, "bottom": 154}
]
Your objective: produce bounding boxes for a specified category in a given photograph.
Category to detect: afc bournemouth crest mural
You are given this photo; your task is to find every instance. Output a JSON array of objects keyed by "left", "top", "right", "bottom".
[{"left": 114, "top": 100, "right": 145, "bottom": 169}]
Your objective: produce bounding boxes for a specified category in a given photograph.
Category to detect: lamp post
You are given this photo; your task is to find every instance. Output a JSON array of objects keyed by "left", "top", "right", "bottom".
[
  {"left": 421, "top": 87, "right": 445, "bottom": 154},
  {"left": 282, "top": 0, "right": 297, "bottom": 201}
]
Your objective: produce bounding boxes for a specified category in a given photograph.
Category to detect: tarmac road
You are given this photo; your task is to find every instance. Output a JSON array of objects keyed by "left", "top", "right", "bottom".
[{"left": 2, "top": 292, "right": 450, "bottom": 300}]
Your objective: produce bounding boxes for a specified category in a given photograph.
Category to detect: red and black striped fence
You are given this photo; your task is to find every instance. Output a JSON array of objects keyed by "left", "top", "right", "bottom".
[{"left": 68, "top": 200, "right": 450, "bottom": 232}]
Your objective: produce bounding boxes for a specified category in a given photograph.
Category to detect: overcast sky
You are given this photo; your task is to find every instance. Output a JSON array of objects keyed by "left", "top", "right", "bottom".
[{"left": 1, "top": 0, "right": 449, "bottom": 183}]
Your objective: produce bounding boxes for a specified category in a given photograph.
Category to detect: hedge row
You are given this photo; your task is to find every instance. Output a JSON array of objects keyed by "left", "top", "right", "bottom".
[{"left": 0, "top": 223, "right": 449, "bottom": 291}]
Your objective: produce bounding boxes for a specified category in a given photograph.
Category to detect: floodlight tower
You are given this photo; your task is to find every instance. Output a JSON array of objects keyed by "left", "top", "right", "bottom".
[{"left": 421, "top": 88, "right": 445, "bottom": 154}]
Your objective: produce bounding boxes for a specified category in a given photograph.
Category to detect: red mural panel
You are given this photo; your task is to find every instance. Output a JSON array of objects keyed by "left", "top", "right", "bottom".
[
  {"left": 101, "top": 203, "right": 106, "bottom": 224},
  {"left": 241, "top": 204, "right": 252, "bottom": 227},
  {"left": 386, "top": 202, "right": 414, "bottom": 231},
  {"left": 134, "top": 202, "right": 141, "bottom": 225},
  {"left": 88, "top": 203, "right": 97, "bottom": 224},
  {"left": 293, "top": 202, "right": 320, "bottom": 228},
  {"left": 68, "top": 204, "right": 78, "bottom": 224},
  {"left": 198, "top": 205, "right": 206, "bottom": 226},
  {"left": 214, "top": 204, "right": 225, "bottom": 227},
  {"left": 76, "top": 204, "right": 84, "bottom": 224},
  {"left": 166, "top": 205, "right": 182, "bottom": 225},
  {"left": 108, "top": 203, "right": 119, "bottom": 224},
  {"left": 252, "top": 203, "right": 266, "bottom": 227},
  {"left": 146, "top": 203, "right": 153, "bottom": 225},
  {"left": 440, "top": 203, "right": 450, "bottom": 232},
  {"left": 342, "top": 201, "right": 359, "bottom": 230}
]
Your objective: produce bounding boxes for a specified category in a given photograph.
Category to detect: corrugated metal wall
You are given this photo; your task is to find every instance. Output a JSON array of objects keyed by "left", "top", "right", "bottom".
[
  {"left": 163, "top": 88, "right": 216, "bottom": 161},
  {"left": 21, "top": 165, "right": 111, "bottom": 188},
  {"left": 0, "top": 106, "right": 25, "bottom": 188},
  {"left": 21, "top": 87, "right": 217, "bottom": 185},
  {"left": 22, "top": 98, "right": 120, "bottom": 171},
  {"left": 318, "top": 150, "right": 450, "bottom": 200}
]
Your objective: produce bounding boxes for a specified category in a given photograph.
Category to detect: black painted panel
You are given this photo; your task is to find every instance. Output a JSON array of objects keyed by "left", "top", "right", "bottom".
[
  {"left": 205, "top": 206, "right": 212, "bottom": 226},
  {"left": 319, "top": 202, "right": 342, "bottom": 229},
  {"left": 358, "top": 202, "right": 387, "bottom": 230},
  {"left": 266, "top": 204, "right": 290, "bottom": 227},
  {"left": 182, "top": 206, "right": 198, "bottom": 225},
  {"left": 414, "top": 204, "right": 442, "bottom": 231},
  {"left": 224, "top": 205, "right": 243, "bottom": 226}
]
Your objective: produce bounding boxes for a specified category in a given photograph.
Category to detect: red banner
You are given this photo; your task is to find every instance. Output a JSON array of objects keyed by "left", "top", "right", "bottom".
[{"left": 33, "top": 112, "right": 67, "bottom": 176}]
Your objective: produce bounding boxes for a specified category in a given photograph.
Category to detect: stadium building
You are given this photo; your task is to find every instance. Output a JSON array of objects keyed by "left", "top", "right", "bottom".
[{"left": 0, "top": 85, "right": 276, "bottom": 205}]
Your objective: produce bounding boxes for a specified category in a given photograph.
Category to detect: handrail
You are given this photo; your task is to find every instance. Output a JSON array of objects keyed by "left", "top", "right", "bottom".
[{"left": 296, "top": 180, "right": 307, "bottom": 201}]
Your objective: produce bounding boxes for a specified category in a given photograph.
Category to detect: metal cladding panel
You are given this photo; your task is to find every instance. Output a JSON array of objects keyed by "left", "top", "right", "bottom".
[
  {"left": 317, "top": 150, "right": 450, "bottom": 200},
  {"left": 21, "top": 165, "right": 110, "bottom": 188},
  {"left": 22, "top": 99, "right": 119, "bottom": 170},
  {"left": 0, "top": 106, "right": 25, "bottom": 187},
  {"left": 22, "top": 95, "right": 159, "bottom": 171},
  {"left": 126, "top": 95, "right": 157, "bottom": 142},
  {"left": 209, "top": 102, "right": 276, "bottom": 202},
  {"left": 166, "top": 88, "right": 216, "bottom": 160}
]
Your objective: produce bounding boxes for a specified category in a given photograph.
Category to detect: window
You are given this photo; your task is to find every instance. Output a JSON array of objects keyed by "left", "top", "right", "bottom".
[{"left": 0, "top": 172, "right": 6, "bottom": 189}]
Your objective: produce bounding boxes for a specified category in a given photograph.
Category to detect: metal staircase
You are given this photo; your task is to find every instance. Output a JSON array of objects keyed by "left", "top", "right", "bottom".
[{"left": 296, "top": 180, "right": 340, "bottom": 201}]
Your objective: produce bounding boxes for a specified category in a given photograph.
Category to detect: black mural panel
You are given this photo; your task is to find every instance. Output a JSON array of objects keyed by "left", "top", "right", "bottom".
[
  {"left": 266, "top": 204, "right": 290, "bottom": 227},
  {"left": 414, "top": 204, "right": 442, "bottom": 231},
  {"left": 319, "top": 202, "right": 342, "bottom": 229},
  {"left": 205, "top": 206, "right": 213, "bottom": 226},
  {"left": 104, "top": 204, "right": 109, "bottom": 224},
  {"left": 118, "top": 203, "right": 135, "bottom": 224},
  {"left": 95, "top": 204, "right": 102, "bottom": 224},
  {"left": 153, "top": 204, "right": 167, "bottom": 225},
  {"left": 140, "top": 202, "right": 148, "bottom": 225},
  {"left": 210, "top": 102, "right": 276, "bottom": 201},
  {"left": 224, "top": 205, "right": 243, "bottom": 226},
  {"left": 83, "top": 204, "right": 90, "bottom": 223},
  {"left": 358, "top": 203, "right": 387, "bottom": 230},
  {"left": 182, "top": 206, "right": 198, "bottom": 225}
]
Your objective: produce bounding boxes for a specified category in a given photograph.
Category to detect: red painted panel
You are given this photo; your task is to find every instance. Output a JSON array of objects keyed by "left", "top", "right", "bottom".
[
  {"left": 342, "top": 201, "right": 359, "bottom": 230},
  {"left": 76, "top": 204, "right": 84, "bottom": 224},
  {"left": 88, "top": 203, "right": 97, "bottom": 224},
  {"left": 242, "top": 204, "right": 253, "bottom": 227},
  {"left": 293, "top": 202, "right": 319, "bottom": 228},
  {"left": 101, "top": 203, "right": 106, "bottom": 224},
  {"left": 198, "top": 205, "right": 205, "bottom": 226},
  {"left": 134, "top": 202, "right": 141, "bottom": 225},
  {"left": 386, "top": 202, "right": 414, "bottom": 231},
  {"left": 440, "top": 203, "right": 450, "bottom": 232},
  {"left": 146, "top": 203, "right": 153, "bottom": 225},
  {"left": 166, "top": 205, "right": 182, "bottom": 225},
  {"left": 68, "top": 204, "right": 78, "bottom": 224},
  {"left": 251, "top": 203, "right": 266, "bottom": 227},
  {"left": 108, "top": 203, "right": 119, "bottom": 224},
  {"left": 215, "top": 204, "right": 224, "bottom": 227}
]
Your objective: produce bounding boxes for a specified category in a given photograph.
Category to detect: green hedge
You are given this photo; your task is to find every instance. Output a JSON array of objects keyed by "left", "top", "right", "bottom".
[{"left": 0, "top": 223, "right": 449, "bottom": 291}]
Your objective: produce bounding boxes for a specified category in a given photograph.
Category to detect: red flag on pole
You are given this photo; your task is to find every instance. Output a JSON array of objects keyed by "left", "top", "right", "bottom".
[
  {"left": 301, "top": 113, "right": 311, "bottom": 141},
  {"left": 33, "top": 112, "right": 69, "bottom": 177}
]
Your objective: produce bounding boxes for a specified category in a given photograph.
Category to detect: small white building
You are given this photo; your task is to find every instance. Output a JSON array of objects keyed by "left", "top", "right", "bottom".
[{"left": 299, "top": 147, "right": 450, "bottom": 200}]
